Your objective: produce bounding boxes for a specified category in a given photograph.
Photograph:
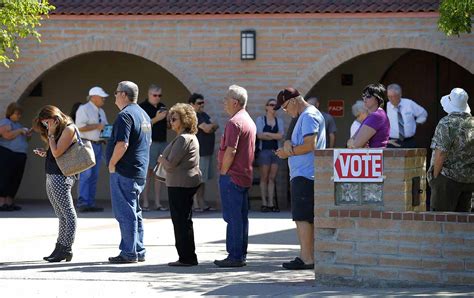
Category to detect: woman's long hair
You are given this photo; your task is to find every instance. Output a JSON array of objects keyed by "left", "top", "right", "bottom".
[{"left": 33, "top": 105, "right": 72, "bottom": 145}]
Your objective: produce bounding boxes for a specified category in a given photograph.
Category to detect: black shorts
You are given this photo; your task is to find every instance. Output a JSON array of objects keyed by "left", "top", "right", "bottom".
[{"left": 290, "top": 176, "right": 314, "bottom": 223}]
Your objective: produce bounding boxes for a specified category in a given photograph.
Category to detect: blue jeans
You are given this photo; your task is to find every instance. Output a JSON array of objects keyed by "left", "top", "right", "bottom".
[
  {"left": 110, "top": 172, "right": 146, "bottom": 260},
  {"left": 78, "top": 143, "right": 102, "bottom": 207},
  {"left": 219, "top": 174, "right": 249, "bottom": 261}
]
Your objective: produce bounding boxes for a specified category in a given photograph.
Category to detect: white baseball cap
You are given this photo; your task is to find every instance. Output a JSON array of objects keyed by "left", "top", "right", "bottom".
[
  {"left": 441, "top": 88, "right": 470, "bottom": 114},
  {"left": 88, "top": 86, "right": 109, "bottom": 98}
]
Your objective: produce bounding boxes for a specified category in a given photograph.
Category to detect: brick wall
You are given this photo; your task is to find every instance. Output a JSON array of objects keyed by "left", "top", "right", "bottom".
[{"left": 314, "top": 149, "right": 473, "bottom": 286}]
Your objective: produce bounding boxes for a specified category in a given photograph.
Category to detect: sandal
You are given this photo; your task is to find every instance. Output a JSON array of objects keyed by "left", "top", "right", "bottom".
[{"left": 282, "top": 257, "right": 314, "bottom": 270}]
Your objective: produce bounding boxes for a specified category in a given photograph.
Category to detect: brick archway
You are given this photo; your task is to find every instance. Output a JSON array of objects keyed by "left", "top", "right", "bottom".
[
  {"left": 296, "top": 36, "right": 474, "bottom": 95},
  {"left": 8, "top": 37, "right": 205, "bottom": 103}
]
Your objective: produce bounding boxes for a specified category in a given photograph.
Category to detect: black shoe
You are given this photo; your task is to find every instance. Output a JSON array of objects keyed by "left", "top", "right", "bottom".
[
  {"left": 43, "top": 243, "right": 60, "bottom": 261},
  {"left": 260, "top": 206, "right": 270, "bottom": 213},
  {"left": 214, "top": 258, "right": 246, "bottom": 267},
  {"left": 108, "top": 255, "right": 137, "bottom": 264},
  {"left": 46, "top": 243, "right": 73, "bottom": 263},
  {"left": 168, "top": 260, "right": 198, "bottom": 267},
  {"left": 0, "top": 204, "right": 14, "bottom": 212},
  {"left": 282, "top": 257, "right": 314, "bottom": 270},
  {"left": 271, "top": 206, "right": 280, "bottom": 213},
  {"left": 87, "top": 206, "right": 104, "bottom": 212}
]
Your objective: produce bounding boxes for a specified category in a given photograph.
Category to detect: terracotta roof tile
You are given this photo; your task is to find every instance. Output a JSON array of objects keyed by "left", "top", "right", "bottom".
[{"left": 49, "top": 0, "right": 439, "bottom": 16}]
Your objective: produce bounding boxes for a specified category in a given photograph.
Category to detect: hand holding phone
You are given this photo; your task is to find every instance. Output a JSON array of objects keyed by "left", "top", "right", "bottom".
[{"left": 33, "top": 148, "right": 47, "bottom": 158}]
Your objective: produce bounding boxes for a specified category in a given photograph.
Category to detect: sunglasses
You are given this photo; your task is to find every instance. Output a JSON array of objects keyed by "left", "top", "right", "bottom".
[
  {"left": 267, "top": 103, "right": 276, "bottom": 107},
  {"left": 152, "top": 94, "right": 162, "bottom": 98},
  {"left": 362, "top": 93, "right": 373, "bottom": 100},
  {"left": 196, "top": 101, "right": 205, "bottom": 105},
  {"left": 170, "top": 117, "right": 179, "bottom": 123}
]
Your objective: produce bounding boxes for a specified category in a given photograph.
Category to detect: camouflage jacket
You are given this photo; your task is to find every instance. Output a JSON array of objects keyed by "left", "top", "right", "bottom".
[{"left": 428, "top": 112, "right": 474, "bottom": 183}]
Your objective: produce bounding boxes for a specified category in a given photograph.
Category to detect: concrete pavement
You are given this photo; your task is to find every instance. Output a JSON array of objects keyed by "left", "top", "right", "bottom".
[{"left": 0, "top": 201, "right": 473, "bottom": 297}]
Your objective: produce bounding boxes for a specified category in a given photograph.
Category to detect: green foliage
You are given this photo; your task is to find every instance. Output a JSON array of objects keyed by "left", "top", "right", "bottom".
[
  {"left": 0, "top": 0, "right": 55, "bottom": 67},
  {"left": 438, "top": 0, "right": 474, "bottom": 36}
]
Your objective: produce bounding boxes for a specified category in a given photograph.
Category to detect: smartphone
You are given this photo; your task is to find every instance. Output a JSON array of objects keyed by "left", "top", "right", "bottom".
[{"left": 158, "top": 107, "right": 167, "bottom": 112}]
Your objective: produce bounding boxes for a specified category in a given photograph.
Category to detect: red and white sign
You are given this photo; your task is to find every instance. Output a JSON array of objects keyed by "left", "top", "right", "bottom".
[
  {"left": 333, "top": 149, "right": 384, "bottom": 182},
  {"left": 328, "top": 100, "right": 344, "bottom": 117}
]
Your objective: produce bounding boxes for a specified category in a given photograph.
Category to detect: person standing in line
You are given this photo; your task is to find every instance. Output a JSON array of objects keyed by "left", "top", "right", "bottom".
[
  {"left": 428, "top": 88, "right": 473, "bottom": 212},
  {"left": 188, "top": 93, "right": 218, "bottom": 212},
  {"left": 75, "top": 87, "right": 109, "bottom": 212},
  {"left": 347, "top": 84, "right": 390, "bottom": 149},
  {"left": 274, "top": 87, "right": 326, "bottom": 270},
  {"left": 307, "top": 97, "right": 337, "bottom": 148},
  {"left": 0, "top": 103, "right": 31, "bottom": 211},
  {"left": 33, "top": 105, "right": 78, "bottom": 262},
  {"left": 255, "top": 98, "right": 283, "bottom": 212},
  {"left": 214, "top": 85, "right": 256, "bottom": 268},
  {"left": 158, "top": 103, "right": 202, "bottom": 266},
  {"left": 139, "top": 84, "right": 169, "bottom": 211},
  {"left": 107, "top": 81, "right": 152, "bottom": 263},
  {"left": 350, "top": 100, "right": 369, "bottom": 138},
  {"left": 386, "top": 83, "right": 427, "bottom": 148}
]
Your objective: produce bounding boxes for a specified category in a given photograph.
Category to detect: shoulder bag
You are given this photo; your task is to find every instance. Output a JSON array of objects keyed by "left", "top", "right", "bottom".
[{"left": 56, "top": 125, "right": 96, "bottom": 176}]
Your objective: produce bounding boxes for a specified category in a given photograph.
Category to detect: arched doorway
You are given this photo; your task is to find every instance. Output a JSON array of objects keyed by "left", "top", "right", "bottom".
[
  {"left": 306, "top": 49, "right": 474, "bottom": 148},
  {"left": 16, "top": 51, "right": 191, "bottom": 201},
  {"left": 381, "top": 50, "right": 474, "bottom": 150}
]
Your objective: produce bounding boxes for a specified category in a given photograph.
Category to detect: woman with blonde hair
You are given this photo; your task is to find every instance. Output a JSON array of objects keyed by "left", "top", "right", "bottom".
[
  {"left": 0, "top": 102, "right": 31, "bottom": 211},
  {"left": 33, "top": 105, "right": 78, "bottom": 262},
  {"left": 158, "top": 103, "right": 202, "bottom": 266}
]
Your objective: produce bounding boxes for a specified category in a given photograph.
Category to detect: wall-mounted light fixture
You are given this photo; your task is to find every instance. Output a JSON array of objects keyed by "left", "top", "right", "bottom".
[{"left": 241, "top": 30, "right": 256, "bottom": 60}]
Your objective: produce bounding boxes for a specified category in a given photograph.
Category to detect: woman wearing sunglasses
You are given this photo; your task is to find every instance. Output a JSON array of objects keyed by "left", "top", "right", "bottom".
[
  {"left": 33, "top": 105, "right": 78, "bottom": 262},
  {"left": 347, "top": 84, "right": 390, "bottom": 148},
  {"left": 157, "top": 103, "right": 202, "bottom": 266},
  {"left": 255, "top": 98, "right": 283, "bottom": 212}
]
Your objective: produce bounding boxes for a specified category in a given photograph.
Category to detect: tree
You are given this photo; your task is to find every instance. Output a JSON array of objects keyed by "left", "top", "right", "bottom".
[
  {"left": 438, "top": 0, "right": 474, "bottom": 36},
  {"left": 0, "top": 0, "right": 55, "bottom": 67}
]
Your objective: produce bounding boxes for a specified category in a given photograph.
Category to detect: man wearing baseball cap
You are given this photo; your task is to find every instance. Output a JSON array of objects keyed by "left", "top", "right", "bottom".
[
  {"left": 274, "top": 87, "right": 326, "bottom": 270},
  {"left": 428, "top": 88, "right": 474, "bottom": 212},
  {"left": 75, "top": 86, "right": 109, "bottom": 212}
]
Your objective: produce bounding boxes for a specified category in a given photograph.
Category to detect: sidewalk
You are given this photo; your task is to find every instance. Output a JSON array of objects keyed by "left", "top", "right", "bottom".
[{"left": 0, "top": 201, "right": 472, "bottom": 297}]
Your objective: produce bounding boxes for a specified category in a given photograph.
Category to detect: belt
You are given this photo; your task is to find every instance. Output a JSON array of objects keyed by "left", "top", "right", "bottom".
[
  {"left": 83, "top": 139, "right": 105, "bottom": 144},
  {"left": 390, "top": 137, "right": 414, "bottom": 142}
]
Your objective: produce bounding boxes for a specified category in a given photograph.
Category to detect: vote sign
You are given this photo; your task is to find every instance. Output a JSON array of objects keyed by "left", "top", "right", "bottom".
[{"left": 333, "top": 149, "right": 384, "bottom": 182}]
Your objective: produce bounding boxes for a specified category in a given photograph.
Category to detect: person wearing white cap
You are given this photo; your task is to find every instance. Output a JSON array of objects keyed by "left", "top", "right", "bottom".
[
  {"left": 428, "top": 88, "right": 474, "bottom": 212},
  {"left": 75, "top": 86, "right": 109, "bottom": 212}
]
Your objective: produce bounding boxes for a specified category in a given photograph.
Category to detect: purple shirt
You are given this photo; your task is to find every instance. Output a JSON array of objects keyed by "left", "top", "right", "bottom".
[{"left": 359, "top": 108, "right": 390, "bottom": 148}]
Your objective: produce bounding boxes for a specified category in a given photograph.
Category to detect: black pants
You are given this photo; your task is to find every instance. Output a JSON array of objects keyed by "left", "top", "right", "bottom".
[
  {"left": 0, "top": 146, "right": 27, "bottom": 198},
  {"left": 168, "top": 186, "right": 199, "bottom": 264},
  {"left": 430, "top": 174, "right": 474, "bottom": 212}
]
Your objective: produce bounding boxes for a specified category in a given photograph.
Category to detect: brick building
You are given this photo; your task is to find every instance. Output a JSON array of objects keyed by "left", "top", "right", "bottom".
[{"left": 0, "top": 0, "right": 473, "bottom": 203}]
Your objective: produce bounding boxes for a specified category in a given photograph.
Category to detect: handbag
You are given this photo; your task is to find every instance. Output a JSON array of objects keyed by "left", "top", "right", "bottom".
[
  {"left": 56, "top": 125, "right": 96, "bottom": 176},
  {"left": 154, "top": 163, "right": 167, "bottom": 183}
]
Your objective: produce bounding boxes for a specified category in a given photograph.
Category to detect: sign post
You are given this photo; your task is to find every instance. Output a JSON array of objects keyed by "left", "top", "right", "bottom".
[{"left": 333, "top": 149, "right": 384, "bottom": 182}]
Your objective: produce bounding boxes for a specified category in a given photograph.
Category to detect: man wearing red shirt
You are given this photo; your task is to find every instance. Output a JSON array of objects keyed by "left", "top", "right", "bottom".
[{"left": 214, "top": 85, "right": 256, "bottom": 268}]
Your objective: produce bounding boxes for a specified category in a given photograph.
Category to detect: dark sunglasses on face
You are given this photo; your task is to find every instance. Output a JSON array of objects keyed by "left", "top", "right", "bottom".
[
  {"left": 267, "top": 103, "right": 276, "bottom": 107},
  {"left": 170, "top": 117, "right": 179, "bottom": 123},
  {"left": 152, "top": 94, "right": 162, "bottom": 98},
  {"left": 362, "top": 93, "right": 373, "bottom": 100}
]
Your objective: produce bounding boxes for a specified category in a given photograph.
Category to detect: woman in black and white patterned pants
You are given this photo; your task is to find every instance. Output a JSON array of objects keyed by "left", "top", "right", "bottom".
[
  {"left": 45, "top": 175, "right": 77, "bottom": 247},
  {"left": 33, "top": 105, "right": 78, "bottom": 262}
]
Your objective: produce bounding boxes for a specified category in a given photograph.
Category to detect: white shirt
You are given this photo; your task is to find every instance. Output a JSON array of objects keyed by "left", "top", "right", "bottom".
[
  {"left": 350, "top": 120, "right": 361, "bottom": 138},
  {"left": 75, "top": 101, "right": 108, "bottom": 141},
  {"left": 387, "top": 98, "right": 427, "bottom": 139}
]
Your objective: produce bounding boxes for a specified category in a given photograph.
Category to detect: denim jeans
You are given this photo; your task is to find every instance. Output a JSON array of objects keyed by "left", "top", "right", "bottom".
[
  {"left": 78, "top": 143, "right": 102, "bottom": 207},
  {"left": 110, "top": 172, "right": 146, "bottom": 260},
  {"left": 219, "top": 174, "right": 249, "bottom": 261}
]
